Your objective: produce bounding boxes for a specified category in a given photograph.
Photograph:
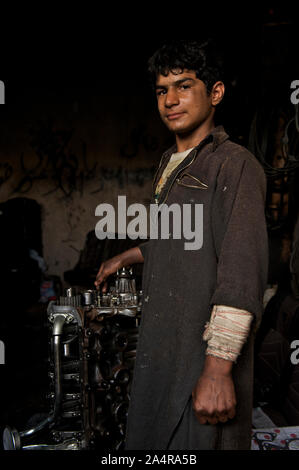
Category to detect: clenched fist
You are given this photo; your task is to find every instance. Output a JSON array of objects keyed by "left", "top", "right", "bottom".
[{"left": 192, "top": 355, "right": 236, "bottom": 425}]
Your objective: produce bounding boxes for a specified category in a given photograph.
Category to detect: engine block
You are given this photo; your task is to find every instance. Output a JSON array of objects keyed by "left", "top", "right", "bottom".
[{"left": 3, "top": 267, "right": 142, "bottom": 451}]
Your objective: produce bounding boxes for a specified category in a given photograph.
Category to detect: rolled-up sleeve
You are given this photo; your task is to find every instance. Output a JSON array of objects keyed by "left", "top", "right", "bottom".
[{"left": 210, "top": 153, "right": 269, "bottom": 324}]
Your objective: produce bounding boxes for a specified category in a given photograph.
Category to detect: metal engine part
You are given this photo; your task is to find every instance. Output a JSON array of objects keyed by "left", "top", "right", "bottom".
[{"left": 3, "top": 267, "right": 142, "bottom": 451}]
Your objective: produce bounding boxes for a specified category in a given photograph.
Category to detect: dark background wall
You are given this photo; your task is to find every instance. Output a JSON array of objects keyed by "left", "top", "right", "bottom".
[
  {"left": 1, "top": 9, "right": 298, "bottom": 280},
  {"left": 0, "top": 75, "right": 170, "bottom": 278}
]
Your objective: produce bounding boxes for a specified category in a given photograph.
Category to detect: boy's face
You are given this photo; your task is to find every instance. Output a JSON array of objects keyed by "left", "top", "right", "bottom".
[{"left": 155, "top": 69, "right": 223, "bottom": 136}]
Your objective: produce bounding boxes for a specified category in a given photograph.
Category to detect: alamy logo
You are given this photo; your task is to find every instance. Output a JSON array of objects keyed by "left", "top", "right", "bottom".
[
  {"left": 0, "top": 81, "right": 4, "bottom": 104},
  {"left": 290, "top": 340, "right": 299, "bottom": 365},
  {"left": 290, "top": 80, "right": 299, "bottom": 105},
  {"left": 95, "top": 196, "right": 203, "bottom": 251},
  {"left": 0, "top": 340, "right": 4, "bottom": 365}
]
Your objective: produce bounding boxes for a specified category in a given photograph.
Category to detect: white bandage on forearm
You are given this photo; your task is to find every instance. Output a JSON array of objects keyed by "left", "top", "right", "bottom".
[{"left": 203, "top": 305, "right": 253, "bottom": 362}]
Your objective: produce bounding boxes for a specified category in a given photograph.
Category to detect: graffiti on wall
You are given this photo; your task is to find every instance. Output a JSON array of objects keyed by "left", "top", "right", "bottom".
[
  {"left": 10, "top": 122, "right": 97, "bottom": 197},
  {"left": 5, "top": 121, "right": 162, "bottom": 198},
  {"left": 0, "top": 162, "right": 13, "bottom": 189},
  {"left": 90, "top": 166, "right": 156, "bottom": 194}
]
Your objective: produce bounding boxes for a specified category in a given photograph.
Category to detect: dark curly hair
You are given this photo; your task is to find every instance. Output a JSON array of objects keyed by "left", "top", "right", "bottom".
[{"left": 148, "top": 39, "right": 224, "bottom": 95}]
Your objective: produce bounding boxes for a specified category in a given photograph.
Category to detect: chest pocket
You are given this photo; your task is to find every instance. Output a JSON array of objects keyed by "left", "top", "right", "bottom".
[{"left": 176, "top": 172, "right": 208, "bottom": 190}]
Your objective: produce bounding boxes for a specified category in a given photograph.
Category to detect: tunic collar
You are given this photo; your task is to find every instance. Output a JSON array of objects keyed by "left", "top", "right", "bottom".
[
  {"left": 153, "top": 125, "right": 230, "bottom": 204},
  {"left": 163, "top": 125, "right": 229, "bottom": 158},
  {"left": 209, "top": 125, "right": 230, "bottom": 152}
]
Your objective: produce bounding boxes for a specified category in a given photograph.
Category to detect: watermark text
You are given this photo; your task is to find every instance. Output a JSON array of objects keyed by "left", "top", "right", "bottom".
[
  {"left": 0, "top": 81, "right": 4, "bottom": 104},
  {"left": 290, "top": 80, "right": 299, "bottom": 105},
  {"left": 0, "top": 340, "right": 5, "bottom": 365},
  {"left": 291, "top": 340, "right": 299, "bottom": 365},
  {"left": 95, "top": 196, "right": 203, "bottom": 250}
]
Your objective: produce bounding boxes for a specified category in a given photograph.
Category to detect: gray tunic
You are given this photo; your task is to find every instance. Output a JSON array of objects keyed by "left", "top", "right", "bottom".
[{"left": 125, "top": 126, "right": 268, "bottom": 450}]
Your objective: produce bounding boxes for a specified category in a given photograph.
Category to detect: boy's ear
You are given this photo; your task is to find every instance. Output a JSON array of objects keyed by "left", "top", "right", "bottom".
[{"left": 211, "top": 81, "right": 225, "bottom": 106}]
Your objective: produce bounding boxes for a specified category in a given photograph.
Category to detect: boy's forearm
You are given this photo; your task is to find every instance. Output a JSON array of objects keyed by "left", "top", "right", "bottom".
[{"left": 120, "top": 246, "right": 144, "bottom": 266}]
